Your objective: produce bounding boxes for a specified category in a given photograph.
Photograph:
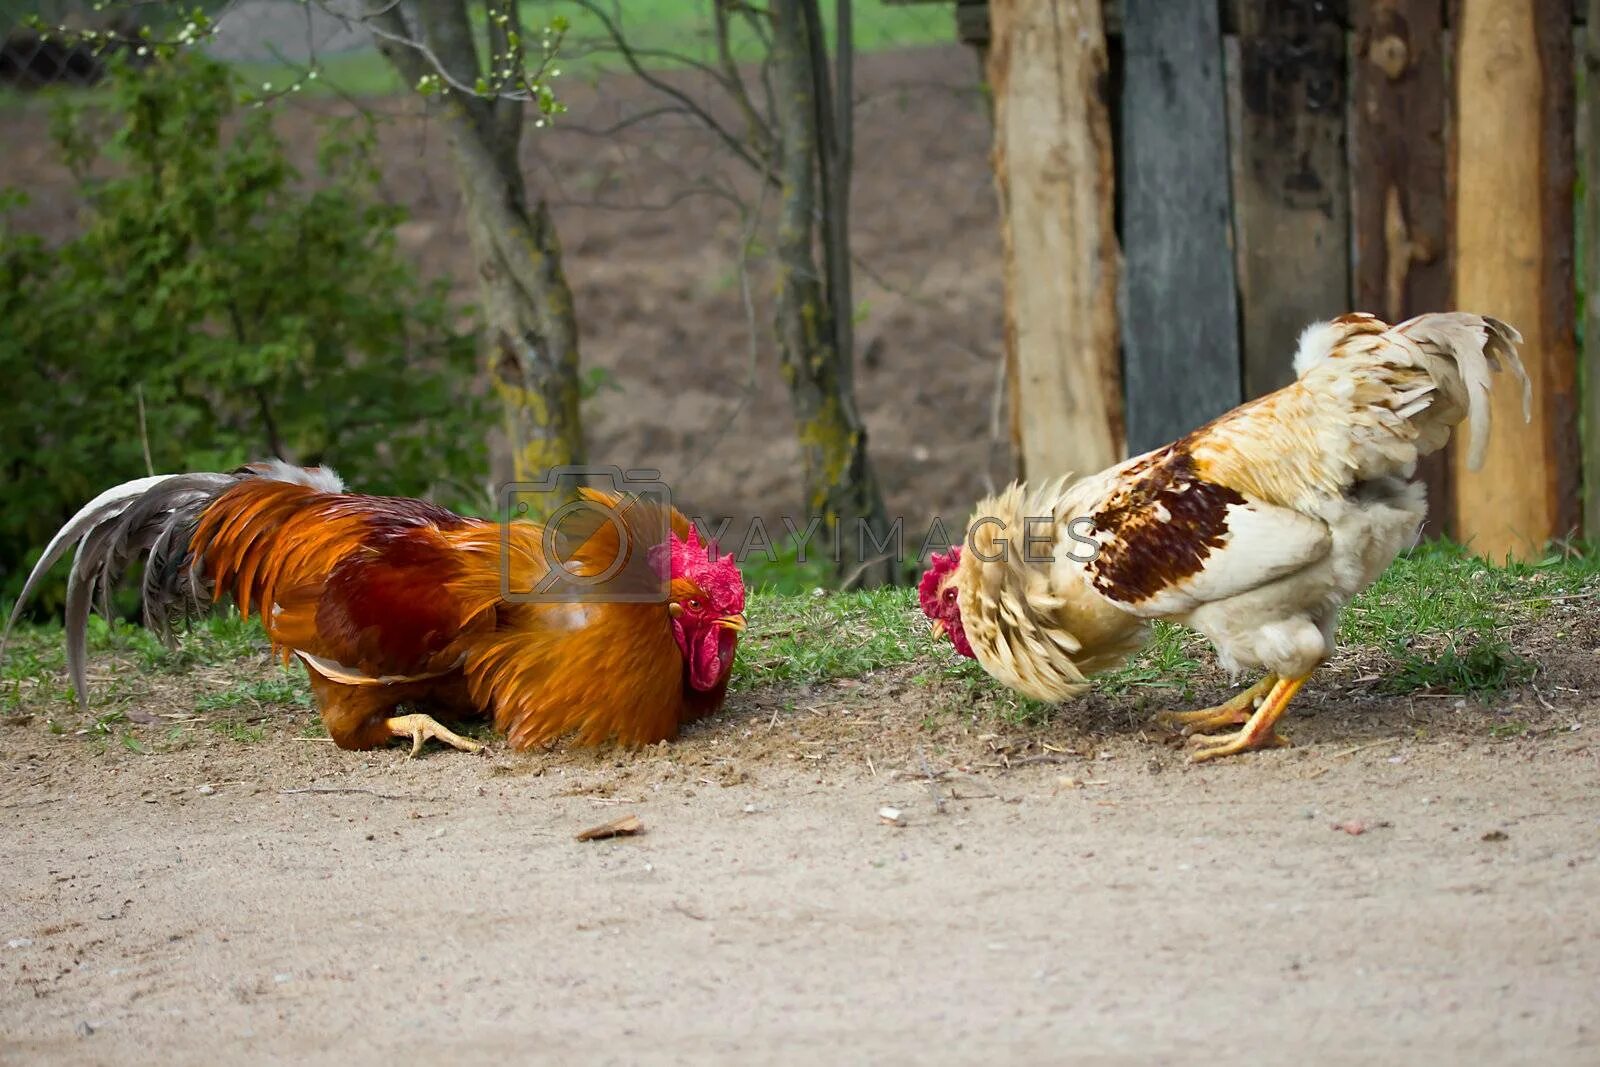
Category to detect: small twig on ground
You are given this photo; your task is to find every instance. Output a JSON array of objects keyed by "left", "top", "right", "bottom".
[
  {"left": 1511, "top": 590, "right": 1599, "bottom": 605},
  {"left": 1325, "top": 738, "right": 1403, "bottom": 761},
  {"left": 279, "top": 787, "right": 423, "bottom": 801},
  {"left": 989, "top": 755, "right": 1078, "bottom": 769},
  {"left": 919, "top": 749, "right": 948, "bottom": 814},
  {"left": 1529, "top": 685, "right": 1559, "bottom": 713},
  {"left": 671, "top": 901, "right": 708, "bottom": 922}
]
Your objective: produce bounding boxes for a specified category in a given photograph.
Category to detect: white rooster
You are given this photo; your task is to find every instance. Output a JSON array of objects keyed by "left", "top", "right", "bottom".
[{"left": 920, "top": 312, "right": 1529, "bottom": 760}]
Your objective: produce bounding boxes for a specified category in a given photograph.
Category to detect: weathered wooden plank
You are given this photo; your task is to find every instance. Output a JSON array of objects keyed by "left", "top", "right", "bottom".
[
  {"left": 1351, "top": 0, "right": 1454, "bottom": 539},
  {"left": 1584, "top": 0, "right": 1600, "bottom": 538},
  {"left": 1450, "top": 0, "right": 1579, "bottom": 559},
  {"left": 1231, "top": 0, "right": 1351, "bottom": 400},
  {"left": 1120, "top": 0, "right": 1241, "bottom": 454},
  {"left": 986, "top": 0, "right": 1123, "bottom": 481}
]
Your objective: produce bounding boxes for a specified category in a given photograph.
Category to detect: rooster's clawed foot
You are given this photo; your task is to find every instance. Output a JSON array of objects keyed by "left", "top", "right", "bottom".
[
  {"left": 1156, "top": 674, "right": 1278, "bottom": 735},
  {"left": 1183, "top": 675, "right": 1309, "bottom": 763},
  {"left": 384, "top": 714, "right": 485, "bottom": 758}
]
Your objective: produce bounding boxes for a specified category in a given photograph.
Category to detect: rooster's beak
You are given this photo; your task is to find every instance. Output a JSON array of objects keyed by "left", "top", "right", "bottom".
[
  {"left": 929, "top": 619, "right": 947, "bottom": 641},
  {"left": 716, "top": 613, "right": 747, "bottom": 633}
]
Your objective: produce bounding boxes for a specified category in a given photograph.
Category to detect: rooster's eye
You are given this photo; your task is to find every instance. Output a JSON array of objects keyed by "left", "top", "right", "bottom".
[
  {"left": 687, "top": 598, "right": 703, "bottom": 611},
  {"left": 944, "top": 589, "right": 956, "bottom": 602}
]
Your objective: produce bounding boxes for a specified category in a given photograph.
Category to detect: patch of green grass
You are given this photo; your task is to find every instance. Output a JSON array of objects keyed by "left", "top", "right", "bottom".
[
  {"left": 1379, "top": 633, "right": 1536, "bottom": 697},
  {"left": 194, "top": 670, "right": 311, "bottom": 714},
  {"left": 1342, "top": 540, "right": 1600, "bottom": 647},
  {"left": 208, "top": 719, "right": 267, "bottom": 743},
  {"left": 1344, "top": 541, "right": 1595, "bottom": 695},
  {"left": 733, "top": 586, "right": 925, "bottom": 688},
  {"left": 739, "top": 537, "right": 836, "bottom": 596},
  {"left": 89, "top": 708, "right": 128, "bottom": 735},
  {"left": 1488, "top": 719, "right": 1530, "bottom": 739},
  {"left": 1097, "top": 622, "right": 1205, "bottom": 700},
  {"left": 132, "top": 612, "right": 271, "bottom": 671}
]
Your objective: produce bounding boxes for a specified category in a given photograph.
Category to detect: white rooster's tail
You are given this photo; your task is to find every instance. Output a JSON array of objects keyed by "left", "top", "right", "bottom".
[
  {"left": 1390, "top": 312, "right": 1529, "bottom": 470},
  {"left": 1293, "top": 311, "right": 1529, "bottom": 472}
]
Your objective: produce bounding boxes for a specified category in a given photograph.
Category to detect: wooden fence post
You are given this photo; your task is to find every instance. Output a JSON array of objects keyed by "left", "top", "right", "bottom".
[
  {"left": 1351, "top": 0, "right": 1454, "bottom": 539},
  {"left": 1450, "top": 0, "right": 1579, "bottom": 560},
  {"left": 1120, "top": 0, "right": 1241, "bottom": 454},
  {"left": 1232, "top": 0, "right": 1351, "bottom": 399},
  {"left": 986, "top": 0, "right": 1123, "bottom": 481}
]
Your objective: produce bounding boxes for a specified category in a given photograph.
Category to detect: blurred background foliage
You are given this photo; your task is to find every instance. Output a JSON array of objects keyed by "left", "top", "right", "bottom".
[{"left": 0, "top": 51, "right": 486, "bottom": 608}]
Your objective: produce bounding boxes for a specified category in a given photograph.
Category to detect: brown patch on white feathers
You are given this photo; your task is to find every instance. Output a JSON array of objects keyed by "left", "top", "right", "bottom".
[{"left": 1087, "top": 448, "right": 1245, "bottom": 605}]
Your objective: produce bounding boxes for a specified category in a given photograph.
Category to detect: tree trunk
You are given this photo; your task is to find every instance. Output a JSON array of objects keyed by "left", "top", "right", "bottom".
[
  {"left": 374, "top": 2, "right": 583, "bottom": 511},
  {"left": 457, "top": 139, "right": 585, "bottom": 493},
  {"left": 769, "top": 0, "right": 895, "bottom": 587}
]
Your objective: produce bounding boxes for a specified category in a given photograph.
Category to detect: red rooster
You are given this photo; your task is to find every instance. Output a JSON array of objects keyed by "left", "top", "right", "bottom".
[{"left": 4, "top": 463, "right": 746, "bottom": 755}]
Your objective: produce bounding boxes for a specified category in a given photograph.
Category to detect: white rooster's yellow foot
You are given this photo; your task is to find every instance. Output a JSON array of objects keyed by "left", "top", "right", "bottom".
[
  {"left": 1185, "top": 675, "right": 1308, "bottom": 763},
  {"left": 1187, "top": 727, "right": 1293, "bottom": 761},
  {"left": 384, "top": 714, "right": 485, "bottom": 759},
  {"left": 1156, "top": 674, "right": 1277, "bottom": 736}
]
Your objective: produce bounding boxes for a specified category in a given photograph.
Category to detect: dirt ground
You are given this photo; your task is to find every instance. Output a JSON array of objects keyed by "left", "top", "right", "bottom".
[{"left": 4, "top": 642, "right": 1600, "bottom": 1064}]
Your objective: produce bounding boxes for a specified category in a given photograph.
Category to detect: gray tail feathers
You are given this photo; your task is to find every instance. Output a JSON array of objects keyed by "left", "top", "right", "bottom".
[
  {"left": 1, "top": 473, "right": 240, "bottom": 705},
  {"left": 1393, "top": 313, "right": 1530, "bottom": 471},
  {"left": 1, "top": 461, "right": 345, "bottom": 707}
]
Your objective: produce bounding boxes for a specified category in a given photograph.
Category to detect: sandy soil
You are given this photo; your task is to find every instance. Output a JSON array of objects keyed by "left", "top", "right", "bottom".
[{"left": 4, "top": 656, "right": 1600, "bottom": 1065}]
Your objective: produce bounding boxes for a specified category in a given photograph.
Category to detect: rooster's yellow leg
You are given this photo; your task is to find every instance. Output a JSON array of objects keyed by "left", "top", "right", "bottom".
[
  {"left": 1156, "top": 674, "right": 1277, "bottom": 735},
  {"left": 1186, "top": 675, "right": 1309, "bottom": 762},
  {"left": 384, "top": 714, "right": 485, "bottom": 758}
]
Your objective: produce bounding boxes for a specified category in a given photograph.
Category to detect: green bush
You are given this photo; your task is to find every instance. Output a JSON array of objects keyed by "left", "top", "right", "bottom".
[{"left": 0, "top": 53, "right": 485, "bottom": 610}]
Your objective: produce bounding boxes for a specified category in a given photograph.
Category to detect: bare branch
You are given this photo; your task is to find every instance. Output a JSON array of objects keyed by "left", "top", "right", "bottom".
[
  {"left": 541, "top": 104, "right": 712, "bottom": 139},
  {"left": 679, "top": 169, "right": 772, "bottom": 480},
  {"left": 564, "top": 0, "right": 780, "bottom": 188},
  {"left": 712, "top": 0, "right": 777, "bottom": 162}
]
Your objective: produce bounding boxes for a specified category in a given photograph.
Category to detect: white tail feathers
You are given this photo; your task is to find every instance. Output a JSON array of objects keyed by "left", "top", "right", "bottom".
[
  {"left": 1392, "top": 313, "right": 1529, "bottom": 471},
  {"left": 1295, "top": 311, "right": 1529, "bottom": 473}
]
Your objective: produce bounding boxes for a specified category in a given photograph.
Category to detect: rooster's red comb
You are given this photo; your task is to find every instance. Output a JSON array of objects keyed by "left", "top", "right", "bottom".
[{"left": 917, "top": 546, "right": 962, "bottom": 619}]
